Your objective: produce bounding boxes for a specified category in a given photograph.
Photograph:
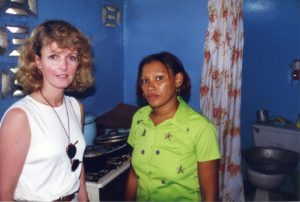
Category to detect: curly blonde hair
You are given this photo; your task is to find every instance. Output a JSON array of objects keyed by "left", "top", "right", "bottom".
[{"left": 15, "top": 20, "right": 94, "bottom": 93}]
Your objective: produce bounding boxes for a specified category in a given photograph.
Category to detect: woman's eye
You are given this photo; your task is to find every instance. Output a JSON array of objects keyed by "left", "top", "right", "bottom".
[
  {"left": 141, "top": 79, "right": 148, "bottom": 84},
  {"left": 156, "top": 75, "right": 164, "bottom": 81},
  {"left": 69, "top": 55, "right": 78, "bottom": 61},
  {"left": 49, "top": 54, "right": 58, "bottom": 60}
]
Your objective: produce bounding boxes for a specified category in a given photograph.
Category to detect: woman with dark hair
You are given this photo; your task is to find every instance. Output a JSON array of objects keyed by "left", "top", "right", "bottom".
[
  {"left": 125, "top": 51, "right": 220, "bottom": 201},
  {"left": 0, "top": 20, "right": 94, "bottom": 201}
]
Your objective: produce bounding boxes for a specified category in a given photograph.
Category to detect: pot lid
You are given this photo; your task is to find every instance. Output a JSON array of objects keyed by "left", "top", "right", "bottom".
[
  {"left": 84, "top": 145, "right": 107, "bottom": 157},
  {"left": 96, "top": 132, "right": 129, "bottom": 142}
]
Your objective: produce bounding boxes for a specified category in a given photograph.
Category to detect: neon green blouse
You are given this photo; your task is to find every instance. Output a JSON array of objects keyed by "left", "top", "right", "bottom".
[{"left": 128, "top": 97, "right": 221, "bottom": 201}]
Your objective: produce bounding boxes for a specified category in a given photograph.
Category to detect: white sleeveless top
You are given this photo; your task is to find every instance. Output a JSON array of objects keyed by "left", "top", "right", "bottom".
[{"left": 0, "top": 95, "right": 86, "bottom": 201}]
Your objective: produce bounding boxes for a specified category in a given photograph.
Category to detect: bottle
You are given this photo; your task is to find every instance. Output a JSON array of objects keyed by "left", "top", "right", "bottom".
[
  {"left": 84, "top": 113, "right": 97, "bottom": 145},
  {"left": 296, "top": 114, "right": 300, "bottom": 128}
]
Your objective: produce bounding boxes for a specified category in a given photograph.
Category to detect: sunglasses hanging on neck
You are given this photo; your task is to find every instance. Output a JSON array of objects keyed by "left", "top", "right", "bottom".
[{"left": 67, "top": 140, "right": 81, "bottom": 172}]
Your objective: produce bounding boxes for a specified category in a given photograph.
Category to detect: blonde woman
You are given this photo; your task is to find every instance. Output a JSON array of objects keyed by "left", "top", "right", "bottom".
[{"left": 0, "top": 20, "right": 94, "bottom": 201}]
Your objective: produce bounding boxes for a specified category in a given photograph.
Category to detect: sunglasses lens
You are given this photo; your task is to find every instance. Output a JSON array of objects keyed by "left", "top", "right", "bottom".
[
  {"left": 72, "top": 159, "right": 80, "bottom": 172},
  {"left": 67, "top": 144, "right": 77, "bottom": 159}
]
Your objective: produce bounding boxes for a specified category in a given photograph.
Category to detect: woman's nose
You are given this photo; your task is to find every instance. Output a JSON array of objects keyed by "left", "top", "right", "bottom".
[
  {"left": 58, "top": 58, "right": 69, "bottom": 70},
  {"left": 147, "top": 80, "right": 156, "bottom": 90}
]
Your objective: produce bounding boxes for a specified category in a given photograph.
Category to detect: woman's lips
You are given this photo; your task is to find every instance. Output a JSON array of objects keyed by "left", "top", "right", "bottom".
[
  {"left": 56, "top": 74, "right": 68, "bottom": 78},
  {"left": 146, "top": 93, "right": 159, "bottom": 100}
]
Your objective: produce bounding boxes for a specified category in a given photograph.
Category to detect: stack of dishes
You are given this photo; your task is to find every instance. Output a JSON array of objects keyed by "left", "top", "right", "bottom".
[{"left": 94, "top": 128, "right": 130, "bottom": 148}]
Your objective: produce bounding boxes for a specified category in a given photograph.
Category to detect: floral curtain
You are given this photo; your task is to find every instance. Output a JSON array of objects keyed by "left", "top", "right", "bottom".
[{"left": 200, "top": 0, "right": 244, "bottom": 201}]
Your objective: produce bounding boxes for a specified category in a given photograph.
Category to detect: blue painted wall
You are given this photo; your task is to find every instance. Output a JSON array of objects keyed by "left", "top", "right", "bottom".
[
  {"left": 1, "top": 0, "right": 299, "bottom": 153},
  {"left": 123, "top": 0, "right": 300, "bottom": 150},
  {"left": 0, "top": 0, "right": 124, "bottom": 117},
  {"left": 241, "top": 0, "right": 300, "bottom": 148},
  {"left": 123, "top": 0, "right": 208, "bottom": 110}
]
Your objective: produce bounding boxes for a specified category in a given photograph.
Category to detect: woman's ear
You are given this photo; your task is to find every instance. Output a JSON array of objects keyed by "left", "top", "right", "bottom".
[{"left": 175, "top": 72, "right": 184, "bottom": 88}]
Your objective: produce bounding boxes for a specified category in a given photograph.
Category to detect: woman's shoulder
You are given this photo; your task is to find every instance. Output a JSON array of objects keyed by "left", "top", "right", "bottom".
[
  {"left": 178, "top": 101, "right": 215, "bottom": 129},
  {"left": 64, "top": 95, "right": 81, "bottom": 107},
  {"left": 64, "top": 95, "right": 78, "bottom": 103},
  {"left": 2, "top": 107, "right": 27, "bottom": 123},
  {"left": 188, "top": 108, "right": 211, "bottom": 123},
  {"left": 64, "top": 95, "right": 83, "bottom": 119},
  {"left": 1, "top": 98, "right": 29, "bottom": 126},
  {"left": 6, "top": 96, "right": 31, "bottom": 111}
]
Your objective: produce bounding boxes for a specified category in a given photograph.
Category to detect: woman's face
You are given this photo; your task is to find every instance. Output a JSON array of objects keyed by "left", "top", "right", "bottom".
[
  {"left": 141, "top": 61, "right": 182, "bottom": 110},
  {"left": 35, "top": 42, "right": 79, "bottom": 91}
]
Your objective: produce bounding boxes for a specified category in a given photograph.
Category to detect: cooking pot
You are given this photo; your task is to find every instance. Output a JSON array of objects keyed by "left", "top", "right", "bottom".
[
  {"left": 84, "top": 113, "right": 97, "bottom": 146},
  {"left": 83, "top": 145, "right": 110, "bottom": 173},
  {"left": 243, "top": 146, "right": 299, "bottom": 174},
  {"left": 83, "top": 143, "right": 131, "bottom": 173}
]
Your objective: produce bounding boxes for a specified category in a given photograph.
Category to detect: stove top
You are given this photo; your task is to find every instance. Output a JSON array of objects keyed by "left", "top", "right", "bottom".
[
  {"left": 86, "top": 159, "right": 130, "bottom": 190},
  {"left": 85, "top": 154, "right": 130, "bottom": 182}
]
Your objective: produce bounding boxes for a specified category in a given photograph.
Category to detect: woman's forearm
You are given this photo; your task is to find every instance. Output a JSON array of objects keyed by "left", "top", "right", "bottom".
[
  {"left": 78, "top": 166, "right": 89, "bottom": 201},
  {"left": 125, "top": 166, "right": 138, "bottom": 201}
]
